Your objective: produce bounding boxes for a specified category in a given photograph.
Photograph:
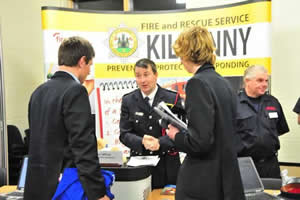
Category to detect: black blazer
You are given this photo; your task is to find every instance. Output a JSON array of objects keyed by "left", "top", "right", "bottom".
[
  {"left": 174, "top": 64, "right": 245, "bottom": 200},
  {"left": 24, "top": 71, "right": 106, "bottom": 200}
]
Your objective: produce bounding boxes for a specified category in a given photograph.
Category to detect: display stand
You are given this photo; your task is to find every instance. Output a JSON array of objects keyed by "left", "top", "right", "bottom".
[{"left": 103, "top": 165, "right": 152, "bottom": 200}]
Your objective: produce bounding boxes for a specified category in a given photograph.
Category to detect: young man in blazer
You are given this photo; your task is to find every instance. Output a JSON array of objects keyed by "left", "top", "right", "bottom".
[{"left": 24, "top": 36, "right": 110, "bottom": 200}]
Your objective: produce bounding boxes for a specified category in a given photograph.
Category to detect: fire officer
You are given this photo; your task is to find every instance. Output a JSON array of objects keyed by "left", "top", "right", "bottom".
[
  {"left": 236, "top": 65, "right": 289, "bottom": 178},
  {"left": 119, "top": 58, "right": 185, "bottom": 189}
]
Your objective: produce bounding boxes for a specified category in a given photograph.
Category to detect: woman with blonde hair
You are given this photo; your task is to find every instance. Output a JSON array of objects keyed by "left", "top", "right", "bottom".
[{"left": 167, "top": 26, "right": 245, "bottom": 200}]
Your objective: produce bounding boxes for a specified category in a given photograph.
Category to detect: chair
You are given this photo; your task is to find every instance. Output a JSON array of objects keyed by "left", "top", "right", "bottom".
[
  {"left": 24, "top": 128, "right": 30, "bottom": 153},
  {"left": 0, "top": 167, "right": 7, "bottom": 186},
  {"left": 7, "top": 125, "right": 27, "bottom": 185},
  {"left": 261, "top": 178, "right": 282, "bottom": 190}
]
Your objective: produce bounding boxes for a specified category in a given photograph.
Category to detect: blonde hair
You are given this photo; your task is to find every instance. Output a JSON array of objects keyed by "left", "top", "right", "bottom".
[{"left": 173, "top": 26, "right": 216, "bottom": 65}]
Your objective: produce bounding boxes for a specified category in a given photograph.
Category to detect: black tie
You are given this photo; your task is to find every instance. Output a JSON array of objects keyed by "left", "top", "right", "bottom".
[{"left": 144, "top": 96, "right": 151, "bottom": 110}]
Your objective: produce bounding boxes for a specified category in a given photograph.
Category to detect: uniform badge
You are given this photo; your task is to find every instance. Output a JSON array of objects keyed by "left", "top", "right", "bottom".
[
  {"left": 135, "top": 112, "right": 144, "bottom": 116},
  {"left": 269, "top": 112, "right": 278, "bottom": 119},
  {"left": 266, "top": 106, "right": 276, "bottom": 111}
]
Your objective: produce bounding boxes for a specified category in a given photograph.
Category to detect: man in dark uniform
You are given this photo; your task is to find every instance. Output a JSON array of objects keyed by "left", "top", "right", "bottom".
[
  {"left": 119, "top": 58, "right": 185, "bottom": 189},
  {"left": 236, "top": 65, "right": 289, "bottom": 178},
  {"left": 293, "top": 97, "right": 300, "bottom": 124}
]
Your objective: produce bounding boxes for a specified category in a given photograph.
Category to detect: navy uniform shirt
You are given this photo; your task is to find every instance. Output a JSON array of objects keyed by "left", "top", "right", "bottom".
[
  {"left": 119, "top": 84, "right": 185, "bottom": 156},
  {"left": 119, "top": 84, "right": 185, "bottom": 188},
  {"left": 236, "top": 90, "right": 289, "bottom": 160}
]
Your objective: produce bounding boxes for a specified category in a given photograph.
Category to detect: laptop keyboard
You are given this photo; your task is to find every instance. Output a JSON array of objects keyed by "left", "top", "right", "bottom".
[
  {"left": 6, "top": 192, "right": 23, "bottom": 197},
  {"left": 0, "top": 191, "right": 24, "bottom": 200},
  {"left": 246, "top": 192, "right": 279, "bottom": 200},
  {"left": 0, "top": 196, "right": 23, "bottom": 200}
]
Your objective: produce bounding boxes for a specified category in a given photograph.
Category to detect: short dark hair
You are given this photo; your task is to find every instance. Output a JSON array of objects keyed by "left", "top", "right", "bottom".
[
  {"left": 58, "top": 36, "right": 95, "bottom": 67},
  {"left": 134, "top": 58, "right": 157, "bottom": 74}
]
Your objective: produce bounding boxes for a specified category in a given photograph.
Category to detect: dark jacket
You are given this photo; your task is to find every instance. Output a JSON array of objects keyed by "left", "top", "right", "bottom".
[
  {"left": 24, "top": 71, "right": 106, "bottom": 200},
  {"left": 173, "top": 63, "right": 245, "bottom": 200},
  {"left": 293, "top": 97, "right": 300, "bottom": 114},
  {"left": 119, "top": 85, "right": 185, "bottom": 188},
  {"left": 236, "top": 90, "right": 289, "bottom": 160}
]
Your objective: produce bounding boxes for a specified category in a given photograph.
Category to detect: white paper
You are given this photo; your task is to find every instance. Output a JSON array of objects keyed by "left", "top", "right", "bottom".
[
  {"left": 155, "top": 101, "right": 187, "bottom": 130},
  {"left": 127, "top": 155, "right": 160, "bottom": 167}
]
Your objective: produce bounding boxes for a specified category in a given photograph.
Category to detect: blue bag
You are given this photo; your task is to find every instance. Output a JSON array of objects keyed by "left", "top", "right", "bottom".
[{"left": 52, "top": 168, "right": 115, "bottom": 200}]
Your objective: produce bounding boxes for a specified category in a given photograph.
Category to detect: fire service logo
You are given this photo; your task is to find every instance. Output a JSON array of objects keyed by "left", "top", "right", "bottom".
[{"left": 109, "top": 28, "right": 138, "bottom": 58}]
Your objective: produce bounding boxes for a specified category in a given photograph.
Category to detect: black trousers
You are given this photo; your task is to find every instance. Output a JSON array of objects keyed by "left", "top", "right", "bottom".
[
  {"left": 254, "top": 155, "right": 281, "bottom": 178},
  {"left": 151, "top": 154, "right": 180, "bottom": 189}
]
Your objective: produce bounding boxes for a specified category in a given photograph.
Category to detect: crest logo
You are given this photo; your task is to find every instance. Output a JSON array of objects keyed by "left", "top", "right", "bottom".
[{"left": 109, "top": 28, "right": 138, "bottom": 58}]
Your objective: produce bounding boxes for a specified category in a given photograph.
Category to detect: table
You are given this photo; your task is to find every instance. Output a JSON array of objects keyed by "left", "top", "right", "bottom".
[
  {"left": 0, "top": 185, "right": 17, "bottom": 194},
  {"left": 265, "top": 189, "right": 281, "bottom": 196},
  {"left": 0, "top": 186, "right": 281, "bottom": 200},
  {"left": 147, "top": 189, "right": 281, "bottom": 200},
  {"left": 103, "top": 165, "right": 152, "bottom": 200},
  {"left": 1, "top": 165, "right": 151, "bottom": 200},
  {"left": 147, "top": 189, "right": 174, "bottom": 200}
]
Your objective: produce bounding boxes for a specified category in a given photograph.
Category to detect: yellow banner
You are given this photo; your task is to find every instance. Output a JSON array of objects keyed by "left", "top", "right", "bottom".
[
  {"left": 95, "top": 57, "right": 271, "bottom": 78},
  {"left": 42, "top": 1, "right": 271, "bottom": 31},
  {"left": 41, "top": 1, "right": 272, "bottom": 149},
  {"left": 215, "top": 57, "right": 271, "bottom": 76}
]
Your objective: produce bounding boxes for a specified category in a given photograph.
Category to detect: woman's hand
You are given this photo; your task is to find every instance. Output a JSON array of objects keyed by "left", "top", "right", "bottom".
[{"left": 166, "top": 124, "right": 180, "bottom": 140}]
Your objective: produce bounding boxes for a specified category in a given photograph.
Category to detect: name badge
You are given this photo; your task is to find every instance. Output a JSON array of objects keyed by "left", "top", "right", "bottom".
[
  {"left": 135, "top": 112, "right": 144, "bottom": 116},
  {"left": 269, "top": 112, "right": 278, "bottom": 119}
]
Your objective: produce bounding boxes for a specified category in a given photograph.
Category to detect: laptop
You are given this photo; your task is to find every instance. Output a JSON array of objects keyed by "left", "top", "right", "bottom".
[
  {"left": 238, "top": 157, "right": 280, "bottom": 200},
  {"left": 0, "top": 155, "right": 28, "bottom": 200}
]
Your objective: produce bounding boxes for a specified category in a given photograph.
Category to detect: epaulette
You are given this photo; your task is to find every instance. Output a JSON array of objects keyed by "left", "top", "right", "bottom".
[
  {"left": 165, "top": 88, "right": 178, "bottom": 94},
  {"left": 122, "top": 89, "right": 137, "bottom": 97}
]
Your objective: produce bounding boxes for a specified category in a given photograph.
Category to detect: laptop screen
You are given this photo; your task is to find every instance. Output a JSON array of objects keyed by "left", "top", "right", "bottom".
[
  {"left": 238, "top": 157, "right": 264, "bottom": 193},
  {"left": 17, "top": 156, "right": 28, "bottom": 190}
]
